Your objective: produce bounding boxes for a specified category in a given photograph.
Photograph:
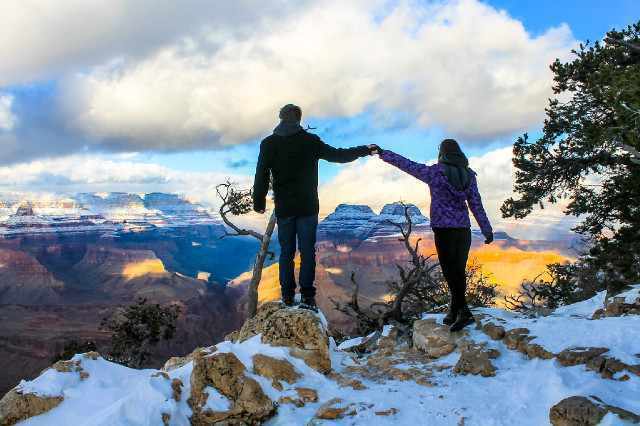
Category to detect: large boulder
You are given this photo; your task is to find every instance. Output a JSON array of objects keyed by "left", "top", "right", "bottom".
[
  {"left": 231, "top": 302, "right": 331, "bottom": 373},
  {"left": 188, "top": 352, "right": 276, "bottom": 425},
  {"left": 0, "top": 390, "right": 62, "bottom": 426},
  {"left": 556, "top": 347, "right": 609, "bottom": 367},
  {"left": 413, "top": 318, "right": 467, "bottom": 358},
  {"left": 549, "top": 395, "right": 640, "bottom": 426}
]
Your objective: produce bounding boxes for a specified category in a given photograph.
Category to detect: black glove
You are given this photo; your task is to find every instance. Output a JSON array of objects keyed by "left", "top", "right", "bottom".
[{"left": 484, "top": 232, "right": 494, "bottom": 244}]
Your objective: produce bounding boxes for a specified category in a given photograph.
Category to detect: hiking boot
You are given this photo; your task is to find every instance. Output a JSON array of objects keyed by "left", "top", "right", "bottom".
[
  {"left": 450, "top": 307, "right": 474, "bottom": 333},
  {"left": 299, "top": 297, "right": 318, "bottom": 313},
  {"left": 281, "top": 294, "right": 295, "bottom": 307},
  {"left": 442, "top": 307, "right": 458, "bottom": 326}
]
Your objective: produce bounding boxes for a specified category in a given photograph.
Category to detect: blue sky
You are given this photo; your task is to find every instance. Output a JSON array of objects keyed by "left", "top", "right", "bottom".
[{"left": 0, "top": 0, "right": 637, "bottom": 238}]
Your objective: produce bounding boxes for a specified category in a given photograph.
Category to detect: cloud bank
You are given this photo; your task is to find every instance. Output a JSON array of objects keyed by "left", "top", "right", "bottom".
[{"left": 1, "top": 0, "right": 576, "bottom": 163}]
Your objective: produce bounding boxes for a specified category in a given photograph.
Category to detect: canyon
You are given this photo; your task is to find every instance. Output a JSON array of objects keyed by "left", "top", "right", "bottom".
[{"left": 0, "top": 195, "right": 576, "bottom": 395}]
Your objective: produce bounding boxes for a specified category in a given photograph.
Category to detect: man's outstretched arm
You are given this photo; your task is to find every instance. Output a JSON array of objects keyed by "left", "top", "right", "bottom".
[
  {"left": 252, "top": 140, "right": 270, "bottom": 213},
  {"left": 316, "top": 137, "right": 371, "bottom": 163}
]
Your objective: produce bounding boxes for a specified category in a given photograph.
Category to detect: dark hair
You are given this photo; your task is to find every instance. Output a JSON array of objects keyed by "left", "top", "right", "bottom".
[
  {"left": 279, "top": 104, "right": 302, "bottom": 122},
  {"left": 439, "top": 138, "right": 462, "bottom": 156}
]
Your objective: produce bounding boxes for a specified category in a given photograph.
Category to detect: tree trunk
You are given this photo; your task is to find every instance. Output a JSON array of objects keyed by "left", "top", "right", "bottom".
[{"left": 247, "top": 211, "right": 277, "bottom": 317}]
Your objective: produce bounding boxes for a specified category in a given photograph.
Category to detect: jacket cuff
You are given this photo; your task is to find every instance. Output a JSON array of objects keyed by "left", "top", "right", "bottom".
[{"left": 253, "top": 197, "right": 266, "bottom": 212}]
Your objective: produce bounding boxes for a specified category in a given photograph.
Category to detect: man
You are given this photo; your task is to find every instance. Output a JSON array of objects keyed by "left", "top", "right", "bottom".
[{"left": 253, "top": 104, "right": 377, "bottom": 311}]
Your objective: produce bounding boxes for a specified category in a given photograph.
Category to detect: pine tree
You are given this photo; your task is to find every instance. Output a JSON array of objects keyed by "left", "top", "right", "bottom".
[{"left": 501, "top": 21, "right": 640, "bottom": 292}]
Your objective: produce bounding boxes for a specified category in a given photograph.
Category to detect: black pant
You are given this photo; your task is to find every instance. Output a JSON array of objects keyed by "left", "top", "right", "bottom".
[
  {"left": 433, "top": 227, "right": 471, "bottom": 311},
  {"left": 277, "top": 215, "right": 318, "bottom": 300}
]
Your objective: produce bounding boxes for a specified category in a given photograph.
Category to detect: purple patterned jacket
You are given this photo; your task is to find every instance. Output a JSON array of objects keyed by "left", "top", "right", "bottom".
[{"left": 380, "top": 150, "right": 493, "bottom": 236}]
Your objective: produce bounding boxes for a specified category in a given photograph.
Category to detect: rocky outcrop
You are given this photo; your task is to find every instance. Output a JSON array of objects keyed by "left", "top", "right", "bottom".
[
  {"left": 317, "top": 204, "right": 378, "bottom": 241},
  {"left": 549, "top": 395, "right": 640, "bottom": 426},
  {"left": 317, "top": 202, "right": 430, "bottom": 242},
  {"left": 231, "top": 302, "right": 331, "bottom": 373},
  {"left": 188, "top": 352, "right": 276, "bottom": 425},
  {"left": 412, "top": 318, "right": 467, "bottom": 358},
  {"left": 556, "top": 347, "right": 610, "bottom": 367},
  {"left": 0, "top": 389, "right": 63, "bottom": 426},
  {"left": 592, "top": 295, "right": 640, "bottom": 319},
  {"left": 252, "top": 354, "right": 300, "bottom": 390},
  {"left": 454, "top": 347, "right": 497, "bottom": 377}
]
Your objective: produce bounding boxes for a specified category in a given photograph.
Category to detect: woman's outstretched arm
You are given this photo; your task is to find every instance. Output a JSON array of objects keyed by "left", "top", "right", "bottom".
[{"left": 379, "top": 150, "right": 435, "bottom": 184}]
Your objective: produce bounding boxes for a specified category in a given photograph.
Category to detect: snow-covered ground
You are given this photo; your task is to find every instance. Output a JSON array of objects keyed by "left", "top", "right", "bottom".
[{"left": 14, "top": 286, "right": 640, "bottom": 425}]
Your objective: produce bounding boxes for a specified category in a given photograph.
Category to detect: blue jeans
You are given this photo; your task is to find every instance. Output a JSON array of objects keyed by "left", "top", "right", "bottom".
[{"left": 276, "top": 215, "right": 318, "bottom": 300}]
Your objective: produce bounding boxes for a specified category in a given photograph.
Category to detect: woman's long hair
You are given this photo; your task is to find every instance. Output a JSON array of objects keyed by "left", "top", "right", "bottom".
[{"left": 438, "top": 139, "right": 472, "bottom": 190}]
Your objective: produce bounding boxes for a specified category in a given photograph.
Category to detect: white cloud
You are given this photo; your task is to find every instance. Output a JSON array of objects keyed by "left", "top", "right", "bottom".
[
  {"left": 0, "top": 154, "right": 249, "bottom": 206},
  {"left": 318, "top": 146, "right": 580, "bottom": 240},
  {"left": 0, "top": 95, "right": 17, "bottom": 130},
  {"left": 0, "top": 0, "right": 307, "bottom": 85},
  {"left": 57, "top": 0, "right": 576, "bottom": 151}
]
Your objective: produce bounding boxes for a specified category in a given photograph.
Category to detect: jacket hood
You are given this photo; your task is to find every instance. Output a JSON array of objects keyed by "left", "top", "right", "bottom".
[{"left": 273, "top": 120, "right": 303, "bottom": 137}]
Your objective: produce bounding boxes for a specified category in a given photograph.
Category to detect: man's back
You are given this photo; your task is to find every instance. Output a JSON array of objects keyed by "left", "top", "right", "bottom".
[{"left": 253, "top": 129, "right": 369, "bottom": 218}]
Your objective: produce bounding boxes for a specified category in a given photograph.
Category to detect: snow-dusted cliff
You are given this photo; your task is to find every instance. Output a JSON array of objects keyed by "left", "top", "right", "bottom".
[
  {"left": 317, "top": 202, "right": 431, "bottom": 242},
  {"left": 0, "top": 192, "right": 222, "bottom": 237}
]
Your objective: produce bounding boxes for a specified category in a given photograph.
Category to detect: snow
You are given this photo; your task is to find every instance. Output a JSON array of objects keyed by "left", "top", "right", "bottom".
[
  {"left": 616, "top": 284, "right": 640, "bottom": 303},
  {"left": 203, "top": 386, "right": 231, "bottom": 412},
  {"left": 15, "top": 290, "right": 640, "bottom": 425},
  {"left": 337, "top": 336, "right": 365, "bottom": 350},
  {"left": 553, "top": 290, "right": 606, "bottom": 317}
]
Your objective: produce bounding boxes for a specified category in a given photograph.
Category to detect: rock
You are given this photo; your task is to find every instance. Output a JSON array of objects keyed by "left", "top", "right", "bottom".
[
  {"left": 604, "top": 300, "right": 640, "bottom": 317},
  {"left": 315, "top": 398, "right": 353, "bottom": 420},
  {"left": 503, "top": 328, "right": 530, "bottom": 350},
  {"left": 188, "top": 352, "right": 276, "bottom": 425},
  {"left": 556, "top": 347, "right": 609, "bottom": 367},
  {"left": 171, "top": 378, "right": 183, "bottom": 402},
  {"left": 486, "top": 349, "right": 501, "bottom": 359},
  {"left": 252, "top": 354, "right": 300, "bottom": 387},
  {"left": 0, "top": 389, "right": 63, "bottom": 426},
  {"left": 482, "top": 323, "right": 506, "bottom": 340},
  {"left": 413, "top": 318, "right": 466, "bottom": 358},
  {"left": 163, "top": 347, "right": 211, "bottom": 372},
  {"left": 278, "top": 396, "right": 305, "bottom": 407},
  {"left": 232, "top": 302, "right": 331, "bottom": 373},
  {"left": 549, "top": 396, "right": 606, "bottom": 426},
  {"left": 523, "top": 343, "right": 554, "bottom": 360},
  {"left": 549, "top": 395, "right": 640, "bottom": 426},
  {"left": 586, "top": 355, "right": 639, "bottom": 380},
  {"left": 375, "top": 408, "right": 399, "bottom": 416},
  {"left": 161, "top": 412, "right": 171, "bottom": 426},
  {"left": 295, "top": 387, "right": 318, "bottom": 403},
  {"left": 453, "top": 348, "right": 496, "bottom": 377}
]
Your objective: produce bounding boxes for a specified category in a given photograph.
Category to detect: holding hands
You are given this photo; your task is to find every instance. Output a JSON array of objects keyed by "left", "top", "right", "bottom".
[{"left": 367, "top": 144, "right": 381, "bottom": 155}]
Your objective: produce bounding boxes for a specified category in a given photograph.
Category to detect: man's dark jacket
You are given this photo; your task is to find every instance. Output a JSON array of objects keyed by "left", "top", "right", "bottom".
[{"left": 253, "top": 129, "right": 369, "bottom": 218}]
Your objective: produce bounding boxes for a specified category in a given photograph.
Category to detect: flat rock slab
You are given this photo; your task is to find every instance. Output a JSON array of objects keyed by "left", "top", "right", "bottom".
[{"left": 413, "top": 318, "right": 468, "bottom": 358}]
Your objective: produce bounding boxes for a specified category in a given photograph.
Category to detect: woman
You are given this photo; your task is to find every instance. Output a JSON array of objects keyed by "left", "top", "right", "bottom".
[{"left": 373, "top": 139, "right": 493, "bottom": 332}]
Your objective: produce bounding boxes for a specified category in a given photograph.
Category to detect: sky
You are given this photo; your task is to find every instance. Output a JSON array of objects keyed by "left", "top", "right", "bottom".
[{"left": 0, "top": 0, "right": 637, "bottom": 239}]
